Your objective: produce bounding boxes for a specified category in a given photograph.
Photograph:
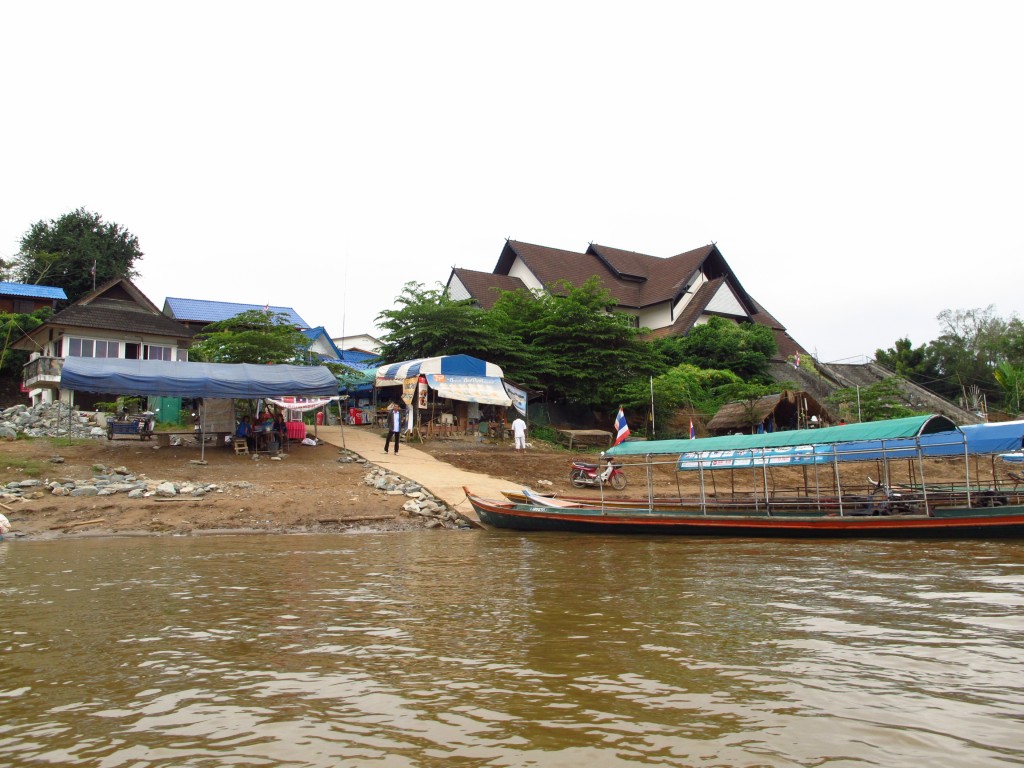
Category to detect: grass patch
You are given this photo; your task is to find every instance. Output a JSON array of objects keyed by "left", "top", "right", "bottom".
[{"left": 1, "top": 457, "right": 46, "bottom": 479}]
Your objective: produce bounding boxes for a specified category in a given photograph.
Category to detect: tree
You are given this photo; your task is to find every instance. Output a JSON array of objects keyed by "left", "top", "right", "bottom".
[
  {"left": 875, "top": 337, "right": 939, "bottom": 383},
  {"left": 654, "top": 316, "right": 777, "bottom": 381},
  {"left": 189, "top": 310, "right": 313, "bottom": 365},
  {"left": 620, "top": 363, "right": 742, "bottom": 437},
  {"left": 517, "top": 278, "right": 665, "bottom": 404},
  {"left": 376, "top": 283, "right": 497, "bottom": 363},
  {"left": 926, "top": 306, "right": 1007, "bottom": 402},
  {"left": 0, "top": 308, "right": 51, "bottom": 377},
  {"left": 993, "top": 361, "right": 1024, "bottom": 416},
  {"left": 13, "top": 208, "right": 143, "bottom": 303},
  {"left": 826, "top": 376, "right": 921, "bottom": 422}
]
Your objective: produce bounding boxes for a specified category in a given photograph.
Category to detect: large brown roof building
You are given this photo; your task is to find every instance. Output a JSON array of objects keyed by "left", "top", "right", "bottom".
[{"left": 446, "top": 240, "right": 807, "bottom": 360}]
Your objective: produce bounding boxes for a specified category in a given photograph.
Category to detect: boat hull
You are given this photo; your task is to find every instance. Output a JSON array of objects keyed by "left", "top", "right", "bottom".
[{"left": 469, "top": 492, "right": 1024, "bottom": 538}]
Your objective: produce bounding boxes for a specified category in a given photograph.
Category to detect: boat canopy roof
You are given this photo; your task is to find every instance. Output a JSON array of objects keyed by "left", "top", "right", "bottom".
[{"left": 606, "top": 414, "right": 958, "bottom": 457}]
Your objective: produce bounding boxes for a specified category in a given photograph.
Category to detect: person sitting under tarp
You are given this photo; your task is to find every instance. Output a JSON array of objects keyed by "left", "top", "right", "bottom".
[{"left": 236, "top": 415, "right": 255, "bottom": 451}]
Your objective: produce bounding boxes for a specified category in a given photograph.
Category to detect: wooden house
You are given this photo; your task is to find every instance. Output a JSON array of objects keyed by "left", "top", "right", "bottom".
[{"left": 13, "top": 277, "right": 193, "bottom": 406}]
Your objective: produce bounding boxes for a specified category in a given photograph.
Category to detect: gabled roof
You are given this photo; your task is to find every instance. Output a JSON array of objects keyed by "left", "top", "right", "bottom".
[
  {"left": 30, "top": 277, "right": 193, "bottom": 341},
  {"left": 452, "top": 239, "right": 808, "bottom": 356},
  {"left": 644, "top": 278, "right": 725, "bottom": 339},
  {"left": 449, "top": 268, "right": 528, "bottom": 309},
  {"left": 302, "top": 326, "right": 345, "bottom": 360},
  {"left": 164, "top": 297, "right": 309, "bottom": 328},
  {"left": 0, "top": 281, "right": 68, "bottom": 300}
]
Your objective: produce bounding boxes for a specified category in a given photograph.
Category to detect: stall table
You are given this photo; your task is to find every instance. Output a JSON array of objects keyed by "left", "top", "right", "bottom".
[
  {"left": 555, "top": 429, "right": 614, "bottom": 451},
  {"left": 287, "top": 421, "right": 307, "bottom": 441}
]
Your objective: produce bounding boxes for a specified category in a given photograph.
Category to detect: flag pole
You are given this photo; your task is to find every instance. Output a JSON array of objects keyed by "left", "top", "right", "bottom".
[{"left": 649, "top": 375, "right": 655, "bottom": 439}]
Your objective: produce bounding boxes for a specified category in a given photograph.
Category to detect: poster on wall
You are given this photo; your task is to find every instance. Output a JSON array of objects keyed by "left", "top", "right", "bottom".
[
  {"left": 402, "top": 377, "right": 417, "bottom": 405},
  {"left": 417, "top": 376, "right": 428, "bottom": 409},
  {"left": 503, "top": 381, "right": 527, "bottom": 416}
]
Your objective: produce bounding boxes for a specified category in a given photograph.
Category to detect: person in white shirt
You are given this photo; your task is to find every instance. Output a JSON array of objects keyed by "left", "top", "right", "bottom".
[
  {"left": 512, "top": 416, "right": 527, "bottom": 450},
  {"left": 384, "top": 403, "right": 402, "bottom": 454}
]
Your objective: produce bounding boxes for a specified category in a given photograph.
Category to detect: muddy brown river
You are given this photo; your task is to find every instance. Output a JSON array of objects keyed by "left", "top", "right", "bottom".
[{"left": 2, "top": 531, "right": 1023, "bottom": 766}]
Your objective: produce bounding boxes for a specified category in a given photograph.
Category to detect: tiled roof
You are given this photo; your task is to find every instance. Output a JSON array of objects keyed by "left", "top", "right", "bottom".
[
  {"left": 451, "top": 268, "right": 528, "bottom": 309},
  {"left": 164, "top": 297, "right": 309, "bottom": 328},
  {"left": 453, "top": 239, "right": 807, "bottom": 359},
  {"left": 49, "top": 302, "right": 194, "bottom": 339},
  {"left": 0, "top": 281, "right": 67, "bottom": 300}
]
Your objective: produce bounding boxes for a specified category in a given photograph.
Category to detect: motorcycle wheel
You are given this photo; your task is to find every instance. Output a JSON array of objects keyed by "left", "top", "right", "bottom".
[
  {"left": 610, "top": 472, "right": 627, "bottom": 490},
  {"left": 569, "top": 469, "right": 588, "bottom": 488}
]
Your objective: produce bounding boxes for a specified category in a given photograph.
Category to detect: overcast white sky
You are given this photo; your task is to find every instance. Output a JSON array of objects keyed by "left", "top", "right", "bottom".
[{"left": 2, "top": 2, "right": 1021, "bottom": 362}]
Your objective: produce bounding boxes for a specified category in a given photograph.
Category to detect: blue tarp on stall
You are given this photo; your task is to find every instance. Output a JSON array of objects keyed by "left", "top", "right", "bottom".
[{"left": 61, "top": 357, "right": 339, "bottom": 399}]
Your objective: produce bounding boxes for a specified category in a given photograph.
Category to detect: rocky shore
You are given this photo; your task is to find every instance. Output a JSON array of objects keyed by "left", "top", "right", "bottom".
[{"left": 0, "top": 402, "right": 472, "bottom": 540}]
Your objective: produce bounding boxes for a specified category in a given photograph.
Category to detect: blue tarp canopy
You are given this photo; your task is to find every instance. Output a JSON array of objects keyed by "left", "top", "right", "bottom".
[
  {"left": 61, "top": 357, "right": 339, "bottom": 399},
  {"left": 606, "top": 415, "right": 1024, "bottom": 472},
  {"left": 607, "top": 415, "right": 957, "bottom": 457}
]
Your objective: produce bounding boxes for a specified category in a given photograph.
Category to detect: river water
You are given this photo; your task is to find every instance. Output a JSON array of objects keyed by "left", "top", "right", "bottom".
[{"left": 2, "top": 532, "right": 1023, "bottom": 767}]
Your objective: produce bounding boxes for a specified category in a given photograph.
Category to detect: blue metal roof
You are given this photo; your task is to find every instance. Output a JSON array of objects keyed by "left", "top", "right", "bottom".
[
  {"left": 164, "top": 297, "right": 309, "bottom": 328},
  {"left": 0, "top": 281, "right": 67, "bottom": 300},
  {"left": 339, "top": 349, "right": 379, "bottom": 369},
  {"left": 302, "top": 327, "right": 345, "bottom": 361}
]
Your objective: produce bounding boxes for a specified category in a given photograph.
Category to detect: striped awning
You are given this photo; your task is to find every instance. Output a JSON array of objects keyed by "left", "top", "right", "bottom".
[{"left": 375, "top": 354, "right": 505, "bottom": 386}]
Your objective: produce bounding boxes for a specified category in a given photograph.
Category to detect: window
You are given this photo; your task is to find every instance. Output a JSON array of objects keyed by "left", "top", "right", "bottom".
[
  {"left": 66, "top": 338, "right": 119, "bottom": 358},
  {"left": 145, "top": 345, "right": 172, "bottom": 361}
]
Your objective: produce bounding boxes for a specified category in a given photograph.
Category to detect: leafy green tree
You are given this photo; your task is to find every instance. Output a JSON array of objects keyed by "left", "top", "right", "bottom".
[
  {"left": 826, "top": 376, "right": 921, "bottom": 422},
  {"left": 993, "top": 361, "right": 1024, "bottom": 415},
  {"left": 655, "top": 316, "right": 776, "bottom": 380},
  {"left": 521, "top": 278, "right": 665, "bottom": 404},
  {"left": 621, "top": 363, "right": 742, "bottom": 437},
  {"left": 925, "top": 305, "right": 1009, "bottom": 402},
  {"left": 189, "top": 310, "right": 312, "bottom": 365},
  {"left": 0, "top": 308, "right": 51, "bottom": 377},
  {"left": 484, "top": 287, "right": 561, "bottom": 391},
  {"left": 13, "top": 208, "right": 143, "bottom": 303},
  {"left": 376, "top": 282, "right": 497, "bottom": 363},
  {"left": 875, "top": 337, "right": 939, "bottom": 383}
]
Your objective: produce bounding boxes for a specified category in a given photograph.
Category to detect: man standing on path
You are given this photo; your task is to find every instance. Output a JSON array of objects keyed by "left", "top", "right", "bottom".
[
  {"left": 384, "top": 403, "right": 402, "bottom": 454},
  {"left": 512, "top": 415, "right": 527, "bottom": 451}
]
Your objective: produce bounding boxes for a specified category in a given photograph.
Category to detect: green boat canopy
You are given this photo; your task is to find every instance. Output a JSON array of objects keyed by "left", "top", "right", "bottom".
[{"left": 605, "top": 414, "right": 958, "bottom": 457}]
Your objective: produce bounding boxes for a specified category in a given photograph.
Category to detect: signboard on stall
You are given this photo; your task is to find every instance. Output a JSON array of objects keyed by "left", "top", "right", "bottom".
[{"left": 417, "top": 376, "right": 428, "bottom": 409}]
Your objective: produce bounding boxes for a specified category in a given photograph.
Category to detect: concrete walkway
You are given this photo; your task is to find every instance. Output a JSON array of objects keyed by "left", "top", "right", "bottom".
[{"left": 313, "top": 424, "right": 512, "bottom": 525}]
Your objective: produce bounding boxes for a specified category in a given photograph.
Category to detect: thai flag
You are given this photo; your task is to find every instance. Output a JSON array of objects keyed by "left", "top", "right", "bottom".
[
  {"left": 613, "top": 408, "right": 630, "bottom": 445},
  {"left": 689, "top": 418, "right": 696, "bottom": 439}
]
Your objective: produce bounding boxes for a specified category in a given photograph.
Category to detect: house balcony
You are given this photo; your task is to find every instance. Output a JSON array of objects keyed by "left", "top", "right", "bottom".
[{"left": 23, "top": 356, "right": 63, "bottom": 390}]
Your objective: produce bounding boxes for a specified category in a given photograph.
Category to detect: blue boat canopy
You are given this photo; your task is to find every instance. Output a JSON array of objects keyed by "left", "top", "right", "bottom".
[
  {"left": 61, "top": 357, "right": 339, "bottom": 399},
  {"left": 606, "top": 415, "right": 958, "bottom": 457},
  {"left": 607, "top": 416, "right": 1024, "bottom": 472}
]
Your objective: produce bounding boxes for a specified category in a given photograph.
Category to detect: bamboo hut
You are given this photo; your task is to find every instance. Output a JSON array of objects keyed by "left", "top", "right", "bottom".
[{"left": 707, "top": 390, "right": 831, "bottom": 435}]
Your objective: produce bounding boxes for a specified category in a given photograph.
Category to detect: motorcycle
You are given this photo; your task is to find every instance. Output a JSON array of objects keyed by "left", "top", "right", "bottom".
[{"left": 569, "top": 458, "right": 627, "bottom": 490}]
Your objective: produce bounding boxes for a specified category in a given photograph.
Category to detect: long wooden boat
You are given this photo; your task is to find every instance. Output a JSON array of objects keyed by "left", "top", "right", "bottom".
[
  {"left": 468, "top": 488, "right": 1024, "bottom": 538},
  {"left": 471, "top": 416, "right": 1024, "bottom": 538}
]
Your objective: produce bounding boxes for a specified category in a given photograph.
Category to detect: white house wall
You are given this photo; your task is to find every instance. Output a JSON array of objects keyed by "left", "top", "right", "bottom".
[
  {"left": 447, "top": 275, "right": 471, "bottom": 301},
  {"left": 638, "top": 303, "right": 672, "bottom": 329},
  {"left": 508, "top": 257, "right": 545, "bottom": 290},
  {"left": 671, "top": 272, "right": 708, "bottom": 321},
  {"left": 705, "top": 283, "right": 747, "bottom": 317}
]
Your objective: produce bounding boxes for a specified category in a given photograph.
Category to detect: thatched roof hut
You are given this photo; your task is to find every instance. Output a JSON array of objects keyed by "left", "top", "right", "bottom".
[{"left": 707, "top": 390, "right": 830, "bottom": 435}]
